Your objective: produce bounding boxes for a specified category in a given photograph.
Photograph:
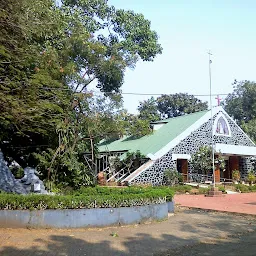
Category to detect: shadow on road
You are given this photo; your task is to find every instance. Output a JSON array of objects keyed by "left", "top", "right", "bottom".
[
  {"left": 1, "top": 230, "right": 256, "bottom": 256},
  {"left": 1, "top": 210, "right": 256, "bottom": 256},
  {"left": 1, "top": 233, "right": 189, "bottom": 256}
]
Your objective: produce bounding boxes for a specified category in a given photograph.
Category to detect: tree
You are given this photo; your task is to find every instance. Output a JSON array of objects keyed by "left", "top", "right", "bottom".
[
  {"left": 190, "top": 146, "right": 225, "bottom": 175},
  {"left": 138, "top": 97, "right": 161, "bottom": 121},
  {"left": 157, "top": 93, "right": 208, "bottom": 118},
  {"left": 34, "top": 91, "right": 153, "bottom": 188},
  {"left": 224, "top": 80, "right": 256, "bottom": 125},
  {"left": 0, "top": 0, "right": 162, "bottom": 168},
  {"left": 0, "top": 0, "right": 162, "bottom": 190},
  {"left": 138, "top": 93, "right": 208, "bottom": 121},
  {"left": 241, "top": 119, "right": 256, "bottom": 143},
  {"left": 190, "top": 146, "right": 213, "bottom": 175},
  {"left": 60, "top": 0, "right": 163, "bottom": 93},
  {"left": 224, "top": 80, "right": 256, "bottom": 142},
  {"left": 122, "top": 113, "right": 152, "bottom": 138},
  {"left": 0, "top": 0, "right": 73, "bottom": 166}
]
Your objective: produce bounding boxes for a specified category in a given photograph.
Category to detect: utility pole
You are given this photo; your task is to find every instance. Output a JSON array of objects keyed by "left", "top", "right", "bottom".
[{"left": 208, "top": 50, "right": 215, "bottom": 187}]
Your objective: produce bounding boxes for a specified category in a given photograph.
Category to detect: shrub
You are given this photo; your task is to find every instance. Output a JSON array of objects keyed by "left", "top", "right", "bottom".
[
  {"left": 198, "top": 187, "right": 210, "bottom": 194},
  {"left": 10, "top": 166, "right": 24, "bottom": 179},
  {"left": 232, "top": 170, "right": 240, "bottom": 182},
  {"left": 163, "top": 169, "right": 182, "bottom": 186},
  {"left": 216, "top": 185, "right": 226, "bottom": 193},
  {"left": 197, "top": 186, "right": 225, "bottom": 194},
  {"left": 72, "top": 186, "right": 174, "bottom": 196},
  {"left": 34, "top": 149, "right": 94, "bottom": 190},
  {"left": 0, "top": 187, "right": 174, "bottom": 210},
  {"left": 249, "top": 185, "right": 256, "bottom": 192},
  {"left": 235, "top": 184, "right": 256, "bottom": 193},
  {"left": 247, "top": 170, "right": 256, "bottom": 185},
  {"left": 234, "top": 184, "right": 249, "bottom": 193},
  {"left": 172, "top": 185, "right": 192, "bottom": 193}
]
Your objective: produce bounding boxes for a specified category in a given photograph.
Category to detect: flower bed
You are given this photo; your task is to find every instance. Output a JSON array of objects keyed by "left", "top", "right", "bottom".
[
  {"left": 0, "top": 187, "right": 174, "bottom": 228},
  {"left": 0, "top": 186, "right": 174, "bottom": 210}
]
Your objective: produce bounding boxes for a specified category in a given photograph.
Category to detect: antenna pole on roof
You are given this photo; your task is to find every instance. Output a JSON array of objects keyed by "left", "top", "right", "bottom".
[{"left": 208, "top": 50, "right": 215, "bottom": 187}]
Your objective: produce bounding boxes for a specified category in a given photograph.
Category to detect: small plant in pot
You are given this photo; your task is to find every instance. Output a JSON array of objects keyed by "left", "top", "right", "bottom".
[
  {"left": 247, "top": 170, "right": 256, "bottom": 185},
  {"left": 232, "top": 170, "right": 240, "bottom": 184}
]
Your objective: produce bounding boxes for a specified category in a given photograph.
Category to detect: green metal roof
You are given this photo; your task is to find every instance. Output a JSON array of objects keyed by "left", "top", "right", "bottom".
[{"left": 98, "top": 110, "right": 208, "bottom": 157}]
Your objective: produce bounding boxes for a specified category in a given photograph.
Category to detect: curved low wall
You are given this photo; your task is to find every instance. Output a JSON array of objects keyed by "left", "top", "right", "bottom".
[{"left": 0, "top": 202, "right": 174, "bottom": 228}]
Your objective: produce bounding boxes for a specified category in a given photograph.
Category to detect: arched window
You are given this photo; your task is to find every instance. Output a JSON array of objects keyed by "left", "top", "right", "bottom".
[{"left": 215, "top": 116, "right": 230, "bottom": 135}]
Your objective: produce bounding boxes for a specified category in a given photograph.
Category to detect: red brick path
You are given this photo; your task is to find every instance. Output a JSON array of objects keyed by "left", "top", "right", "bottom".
[{"left": 175, "top": 193, "right": 256, "bottom": 215}]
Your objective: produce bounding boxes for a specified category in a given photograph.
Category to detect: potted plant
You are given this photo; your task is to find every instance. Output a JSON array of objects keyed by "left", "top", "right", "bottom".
[
  {"left": 247, "top": 170, "right": 255, "bottom": 186},
  {"left": 232, "top": 170, "right": 240, "bottom": 184}
]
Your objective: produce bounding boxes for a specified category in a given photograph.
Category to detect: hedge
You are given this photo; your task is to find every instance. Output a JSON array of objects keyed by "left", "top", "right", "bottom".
[
  {"left": 71, "top": 186, "right": 172, "bottom": 196},
  {"left": 0, "top": 187, "right": 174, "bottom": 210},
  {"left": 68, "top": 186, "right": 174, "bottom": 201}
]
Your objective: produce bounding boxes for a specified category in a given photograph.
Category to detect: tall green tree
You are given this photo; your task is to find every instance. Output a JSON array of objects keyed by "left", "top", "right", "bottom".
[
  {"left": 60, "top": 0, "right": 162, "bottom": 93},
  {"left": 241, "top": 119, "right": 256, "bottom": 143},
  {"left": 1, "top": 0, "right": 162, "bottom": 187},
  {"left": 0, "top": 0, "right": 162, "bottom": 158},
  {"left": 224, "top": 80, "right": 256, "bottom": 125},
  {"left": 190, "top": 146, "right": 225, "bottom": 175},
  {"left": 34, "top": 92, "right": 125, "bottom": 187},
  {"left": 138, "top": 93, "right": 208, "bottom": 121},
  {"left": 224, "top": 80, "right": 256, "bottom": 142},
  {"left": 0, "top": 0, "right": 73, "bottom": 165},
  {"left": 138, "top": 97, "right": 161, "bottom": 122},
  {"left": 121, "top": 112, "right": 152, "bottom": 138}
]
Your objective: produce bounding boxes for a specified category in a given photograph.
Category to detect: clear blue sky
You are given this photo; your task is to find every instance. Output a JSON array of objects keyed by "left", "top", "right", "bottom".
[{"left": 107, "top": 0, "right": 256, "bottom": 113}]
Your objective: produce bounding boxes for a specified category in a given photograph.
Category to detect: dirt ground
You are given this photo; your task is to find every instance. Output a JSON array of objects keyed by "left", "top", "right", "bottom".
[{"left": 0, "top": 207, "right": 256, "bottom": 256}]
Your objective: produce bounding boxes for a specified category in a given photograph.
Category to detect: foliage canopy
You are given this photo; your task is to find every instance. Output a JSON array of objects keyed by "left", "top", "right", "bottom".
[
  {"left": 0, "top": 0, "right": 162, "bottom": 187},
  {"left": 224, "top": 80, "right": 256, "bottom": 142},
  {"left": 190, "top": 146, "right": 225, "bottom": 175},
  {"left": 138, "top": 93, "right": 208, "bottom": 122}
]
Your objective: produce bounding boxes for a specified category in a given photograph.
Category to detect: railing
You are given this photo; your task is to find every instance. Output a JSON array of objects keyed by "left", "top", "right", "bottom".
[
  {"left": 107, "top": 167, "right": 129, "bottom": 182},
  {"left": 102, "top": 166, "right": 110, "bottom": 174},
  {"left": 116, "top": 171, "right": 131, "bottom": 182}
]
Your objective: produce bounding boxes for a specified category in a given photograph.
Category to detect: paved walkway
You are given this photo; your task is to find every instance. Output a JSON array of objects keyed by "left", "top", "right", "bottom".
[{"left": 175, "top": 192, "right": 256, "bottom": 215}]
